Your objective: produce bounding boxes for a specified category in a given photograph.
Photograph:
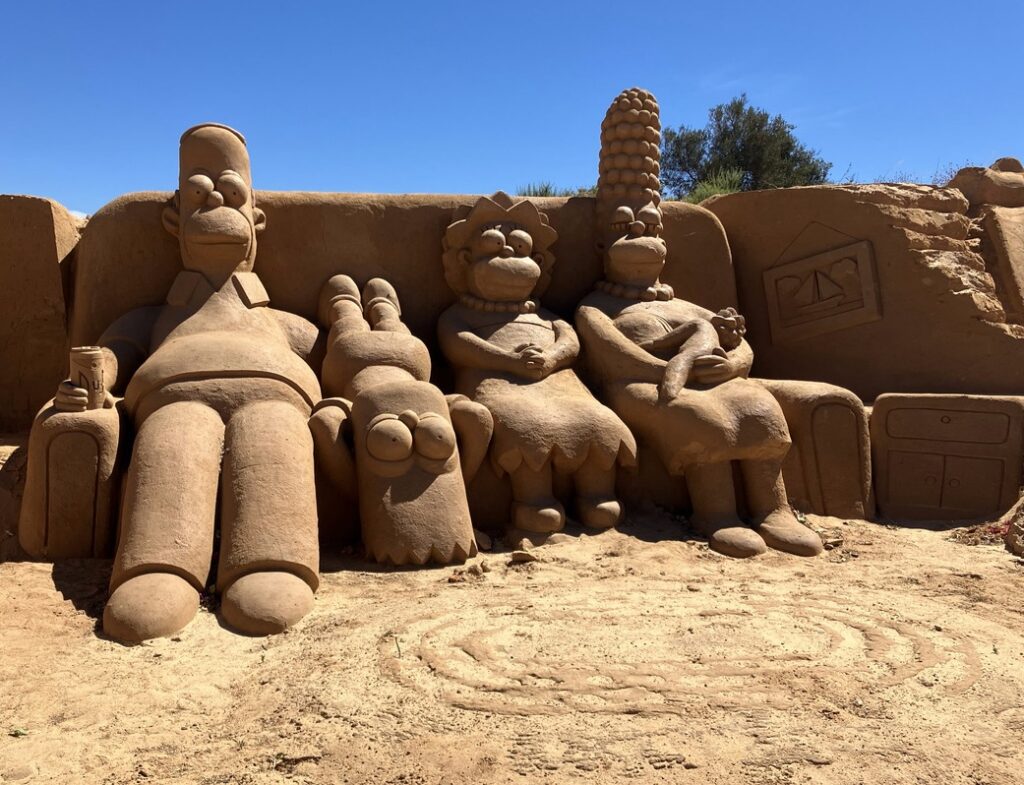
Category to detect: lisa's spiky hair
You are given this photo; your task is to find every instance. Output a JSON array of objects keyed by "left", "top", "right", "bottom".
[
  {"left": 442, "top": 191, "right": 559, "bottom": 297},
  {"left": 596, "top": 87, "right": 662, "bottom": 218}
]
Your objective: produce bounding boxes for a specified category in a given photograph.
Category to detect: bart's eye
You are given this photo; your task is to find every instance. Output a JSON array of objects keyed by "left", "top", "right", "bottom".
[
  {"left": 186, "top": 174, "right": 214, "bottom": 201},
  {"left": 366, "top": 417, "right": 413, "bottom": 461},
  {"left": 479, "top": 228, "right": 506, "bottom": 253},
  {"left": 414, "top": 415, "right": 456, "bottom": 460},
  {"left": 217, "top": 172, "right": 248, "bottom": 208},
  {"left": 507, "top": 229, "right": 533, "bottom": 257}
]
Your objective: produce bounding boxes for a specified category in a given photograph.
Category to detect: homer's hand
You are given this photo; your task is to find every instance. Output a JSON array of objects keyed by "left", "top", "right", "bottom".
[
  {"left": 54, "top": 381, "right": 90, "bottom": 413},
  {"left": 54, "top": 381, "right": 116, "bottom": 412},
  {"left": 691, "top": 353, "right": 741, "bottom": 385}
]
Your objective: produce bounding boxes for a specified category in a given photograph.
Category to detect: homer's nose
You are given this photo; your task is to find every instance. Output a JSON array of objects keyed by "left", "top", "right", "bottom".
[
  {"left": 206, "top": 190, "right": 225, "bottom": 208},
  {"left": 628, "top": 220, "right": 645, "bottom": 237},
  {"left": 498, "top": 245, "right": 515, "bottom": 258}
]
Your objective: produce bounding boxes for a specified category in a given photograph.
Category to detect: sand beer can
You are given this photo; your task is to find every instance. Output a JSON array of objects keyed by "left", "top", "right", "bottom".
[{"left": 70, "top": 346, "right": 106, "bottom": 409}]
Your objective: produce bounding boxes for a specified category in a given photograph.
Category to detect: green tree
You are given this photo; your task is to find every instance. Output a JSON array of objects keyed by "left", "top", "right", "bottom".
[
  {"left": 661, "top": 95, "right": 831, "bottom": 198},
  {"left": 516, "top": 182, "right": 597, "bottom": 197}
]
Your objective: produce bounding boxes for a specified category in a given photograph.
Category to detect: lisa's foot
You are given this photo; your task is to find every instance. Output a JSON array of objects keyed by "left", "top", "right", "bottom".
[
  {"left": 362, "top": 278, "right": 403, "bottom": 326},
  {"left": 103, "top": 572, "right": 200, "bottom": 643},
  {"left": 756, "top": 509, "right": 824, "bottom": 557},
  {"left": 220, "top": 572, "right": 315, "bottom": 635},
  {"left": 513, "top": 501, "right": 565, "bottom": 533},
  {"left": 578, "top": 497, "right": 623, "bottom": 530},
  {"left": 694, "top": 517, "right": 767, "bottom": 559},
  {"left": 318, "top": 273, "right": 361, "bottom": 325}
]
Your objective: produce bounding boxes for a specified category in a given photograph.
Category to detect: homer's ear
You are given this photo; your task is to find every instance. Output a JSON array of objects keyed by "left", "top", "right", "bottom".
[
  {"left": 252, "top": 206, "right": 267, "bottom": 233},
  {"left": 161, "top": 194, "right": 180, "bottom": 237},
  {"left": 457, "top": 248, "right": 472, "bottom": 266}
]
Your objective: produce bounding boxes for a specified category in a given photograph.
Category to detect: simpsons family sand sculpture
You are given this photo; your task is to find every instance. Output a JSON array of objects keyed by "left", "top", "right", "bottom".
[{"left": 4, "top": 87, "right": 1024, "bottom": 642}]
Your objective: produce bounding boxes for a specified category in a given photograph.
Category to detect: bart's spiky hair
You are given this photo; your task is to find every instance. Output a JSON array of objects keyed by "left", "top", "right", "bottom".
[{"left": 442, "top": 191, "right": 559, "bottom": 297}]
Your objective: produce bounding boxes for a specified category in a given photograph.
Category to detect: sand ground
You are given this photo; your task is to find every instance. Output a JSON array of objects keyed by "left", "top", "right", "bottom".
[{"left": 1, "top": 513, "right": 1022, "bottom": 785}]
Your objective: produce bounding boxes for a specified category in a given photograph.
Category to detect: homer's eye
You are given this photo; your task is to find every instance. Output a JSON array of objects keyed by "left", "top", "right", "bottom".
[
  {"left": 366, "top": 417, "right": 413, "bottom": 461},
  {"left": 186, "top": 174, "right": 214, "bottom": 202},
  {"left": 414, "top": 415, "right": 456, "bottom": 460},
  {"left": 479, "top": 228, "right": 506, "bottom": 253},
  {"left": 507, "top": 229, "right": 533, "bottom": 257},
  {"left": 217, "top": 173, "right": 248, "bottom": 208}
]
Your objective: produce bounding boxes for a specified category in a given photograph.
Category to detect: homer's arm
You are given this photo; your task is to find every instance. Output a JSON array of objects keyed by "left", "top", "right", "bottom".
[
  {"left": 574, "top": 304, "right": 667, "bottom": 384},
  {"left": 273, "top": 309, "right": 327, "bottom": 372}
]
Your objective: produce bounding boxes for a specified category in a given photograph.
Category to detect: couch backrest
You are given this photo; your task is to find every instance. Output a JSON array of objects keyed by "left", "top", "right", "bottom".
[{"left": 70, "top": 192, "right": 736, "bottom": 361}]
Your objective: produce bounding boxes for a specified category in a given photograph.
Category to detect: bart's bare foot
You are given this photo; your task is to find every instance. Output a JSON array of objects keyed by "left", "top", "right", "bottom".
[
  {"left": 578, "top": 497, "right": 622, "bottom": 530},
  {"left": 513, "top": 501, "right": 565, "bottom": 533},
  {"left": 693, "top": 517, "right": 767, "bottom": 559},
  {"left": 103, "top": 572, "right": 200, "bottom": 643},
  {"left": 220, "top": 571, "right": 314, "bottom": 635},
  {"left": 756, "top": 509, "right": 823, "bottom": 557}
]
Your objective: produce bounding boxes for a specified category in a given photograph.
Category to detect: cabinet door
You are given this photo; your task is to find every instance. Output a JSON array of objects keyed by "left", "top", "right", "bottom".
[
  {"left": 941, "top": 456, "right": 1004, "bottom": 515},
  {"left": 887, "top": 451, "right": 943, "bottom": 510}
]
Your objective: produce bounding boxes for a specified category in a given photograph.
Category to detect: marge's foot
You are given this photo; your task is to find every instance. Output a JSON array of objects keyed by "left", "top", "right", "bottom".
[
  {"left": 514, "top": 501, "right": 565, "bottom": 533},
  {"left": 757, "top": 509, "right": 824, "bottom": 556},
  {"left": 103, "top": 572, "right": 200, "bottom": 643},
  {"left": 694, "top": 517, "right": 767, "bottom": 559},
  {"left": 578, "top": 497, "right": 623, "bottom": 530},
  {"left": 220, "top": 571, "right": 314, "bottom": 636}
]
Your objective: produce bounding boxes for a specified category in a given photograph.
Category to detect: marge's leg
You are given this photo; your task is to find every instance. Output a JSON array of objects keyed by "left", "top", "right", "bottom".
[{"left": 686, "top": 461, "right": 767, "bottom": 559}]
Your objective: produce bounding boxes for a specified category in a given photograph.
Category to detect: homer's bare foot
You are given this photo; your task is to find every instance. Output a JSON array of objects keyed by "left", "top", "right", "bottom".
[
  {"left": 513, "top": 501, "right": 565, "bottom": 533},
  {"left": 578, "top": 497, "right": 622, "bottom": 530},
  {"left": 756, "top": 509, "right": 824, "bottom": 557},
  {"left": 220, "top": 572, "right": 314, "bottom": 635},
  {"left": 693, "top": 517, "right": 767, "bottom": 559},
  {"left": 103, "top": 572, "right": 200, "bottom": 643}
]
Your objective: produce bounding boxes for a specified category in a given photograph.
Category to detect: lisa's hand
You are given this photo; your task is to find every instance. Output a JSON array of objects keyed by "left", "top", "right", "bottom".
[
  {"left": 691, "top": 353, "right": 739, "bottom": 385},
  {"left": 54, "top": 381, "right": 90, "bottom": 413}
]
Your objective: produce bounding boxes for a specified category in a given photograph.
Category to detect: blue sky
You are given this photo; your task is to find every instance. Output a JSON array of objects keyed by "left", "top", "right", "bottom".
[{"left": 2, "top": 1, "right": 1022, "bottom": 214}]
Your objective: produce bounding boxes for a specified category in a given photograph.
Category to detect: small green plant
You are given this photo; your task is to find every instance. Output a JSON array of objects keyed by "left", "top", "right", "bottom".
[
  {"left": 516, "top": 182, "right": 597, "bottom": 197},
  {"left": 684, "top": 168, "right": 745, "bottom": 203}
]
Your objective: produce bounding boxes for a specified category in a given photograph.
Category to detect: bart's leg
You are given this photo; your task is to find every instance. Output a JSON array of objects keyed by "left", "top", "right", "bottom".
[
  {"left": 363, "top": 278, "right": 411, "bottom": 334},
  {"left": 741, "top": 458, "right": 823, "bottom": 557},
  {"left": 510, "top": 460, "right": 565, "bottom": 533},
  {"left": 686, "top": 461, "right": 767, "bottom": 558},
  {"left": 218, "top": 400, "right": 320, "bottom": 635},
  {"left": 104, "top": 402, "right": 225, "bottom": 642},
  {"left": 574, "top": 454, "right": 623, "bottom": 530}
]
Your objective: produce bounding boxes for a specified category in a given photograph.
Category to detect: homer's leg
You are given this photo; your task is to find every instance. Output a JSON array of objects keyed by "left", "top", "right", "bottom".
[
  {"left": 218, "top": 400, "right": 319, "bottom": 635},
  {"left": 574, "top": 454, "right": 623, "bottom": 530},
  {"left": 510, "top": 460, "right": 565, "bottom": 533},
  {"left": 741, "top": 458, "right": 823, "bottom": 557},
  {"left": 363, "top": 278, "right": 411, "bottom": 335},
  {"left": 686, "top": 461, "right": 767, "bottom": 558},
  {"left": 103, "top": 402, "right": 225, "bottom": 642}
]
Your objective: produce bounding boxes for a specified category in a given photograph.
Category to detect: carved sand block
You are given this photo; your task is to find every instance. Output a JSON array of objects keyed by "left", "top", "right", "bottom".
[
  {"left": 872, "top": 394, "right": 1024, "bottom": 521},
  {"left": 19, "top": 347, "right": 122, "bottom": 559},
  {"left": 576, "top": 87, "right": 823, "bottom": 559},
  {"left": 313, "top": 275, "right": 492, "bottom": 565},
  {"left": 439, "top": 192, "right": 636, "bottom": 535}
]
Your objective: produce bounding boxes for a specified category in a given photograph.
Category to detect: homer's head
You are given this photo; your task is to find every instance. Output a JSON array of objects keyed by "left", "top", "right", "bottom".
[{"left": 162, "top": 123, "right": 266, "bottom": 282}]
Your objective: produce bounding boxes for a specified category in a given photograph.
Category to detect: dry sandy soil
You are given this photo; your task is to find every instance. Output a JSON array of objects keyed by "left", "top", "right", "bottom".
[{"left": 2, "top": 512, "right": 1023, "bottom": 785}]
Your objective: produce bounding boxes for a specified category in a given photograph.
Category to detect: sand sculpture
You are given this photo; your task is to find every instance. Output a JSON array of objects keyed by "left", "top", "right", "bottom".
[
  {"left": 312, "top": 274, "right": 493, "bottom": 564},
  {"left": 20, "top": 125, "right": 327, "bottom": 641},
  {"left": 576, "top": 88, "right": 823, "bottom": 558},
  {"left": 7, "top": 85, "right": 1024, "bottom": 641},
  {"left": 439, "top": 193, "right": 636, "bottom": 533}
]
